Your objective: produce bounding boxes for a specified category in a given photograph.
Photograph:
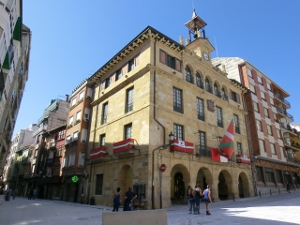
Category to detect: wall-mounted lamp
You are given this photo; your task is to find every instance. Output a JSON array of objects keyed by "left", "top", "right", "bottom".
[{"left": 169, "top": 131, "right": 174, "bottom": 142}]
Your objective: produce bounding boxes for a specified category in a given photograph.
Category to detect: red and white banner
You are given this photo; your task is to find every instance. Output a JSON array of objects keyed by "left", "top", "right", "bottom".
[
  {"left": 236, "top": 154, "right": 251, "bottom": 164},
  {"left": 113, "top": 138, "right": 134, "bottom": 153},
  {"left": 170, "top": 139, "right": 194, "bottom": 154},
  {"left": 211, "top": 148, "right": 228, "bottom": 162},
  {"left": 90, "top": 146, "right": 106, "bottom": 160}
]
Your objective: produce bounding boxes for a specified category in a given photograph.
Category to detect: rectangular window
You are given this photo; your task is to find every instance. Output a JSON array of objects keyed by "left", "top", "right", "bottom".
[
  {"left": 247, "top": 68, "right": 252, "bottom": 78},
  {"left": 105, "top": 78, "right": 110, "bottom": 88},
  {"left": 116, "top": 68, "right": 122, "bottom": 81},
  {"left": 253, "top": 102, "right": 259, "bottom": 112},
  {"left": 216, "top": 107, "right": 223, "bottom": 127},
  {"left": 128, "top": 59, "right": 135, "bottom": 72},
  {"left": 68, "top": 153, "right": 75, "bottom": 166},
  {"left": 256, "top": 166, "right": 264, "bottom": 182},
  {"left": 259, "top": 139, "right": 265, "bottom": 152},
  {"left": 270, "top": 143, "right": 276, "bottom": 154},
  {"left": 124, "top": 123, "right": 132, "bottom": 139},
  {"left": 265, "top": 169, "right": 275, "bottom": 183},
  {"left": 230, "top": 90, "right": 240, "bottom": 103},
  {"left": 73, "top": 131, "right": 79, "bottom": 141},
  {"left": 260, "top": 91, "right": 265, "bottom": 100},
  {"left": 100, "top": 134, "right": 105, "bottom": 146},
  {"left": 237, "top": 142, "right": 242, "bottom": 154},
  {"left": 76, "top": 111, "right": 81, "bottom": 121},
  {"left": 101, "top": 102, "right": 108, "bottom": 124},
  {"left": 196, "top": 97, "right": 205, "bottom": 121},
  {"left": 264, "top": 108, "right": 269, "bottom": 118},
  {"left": 257, "top": 76, "right": 262, "bottom": 84},
  {"left": 160, "top": 49, "right": 181, "bottom": 72},
  {"left": 233, "top": 114, "right": 240, "bottom": 134},
  {"left": 270, "top": 97, "right": 274, "bottom": 105},
  {"left": 125, "top": 87, "right": 134, "bottom": 113},
  {"left": 78, "top": 152, "right": 84, "bottom": 167},
  {"left": 71, "top": 98, "right": 76, "bottom": 107},
  {"left": 256, "top": 120, "right": 262, "bottom": 131},
  {"left": 267, "top": 125, "right": 273, "bottom": 136},
  {"left": 250, "top": 84, "right": 256, "bottom": 94},
  {"left": 267, "top": 83, "right": 272, "bottom": 91},
  {"left": 68, "top": 116, "right": 73, "bottom": 125},
  {"left": 276, "top": 129, "right": 281, "bottom": 139},
  {"left": 174, "top": 124, "right": 183, "bottom": 140},
  {"left": 173, "top": 87, "right": 183, "bottom": 113},
  {"left": 79, "top": 91, "right": 84, "bottom": 101},
  {"left": 95, "top": 174, "right": 103, "bottom": 195}
]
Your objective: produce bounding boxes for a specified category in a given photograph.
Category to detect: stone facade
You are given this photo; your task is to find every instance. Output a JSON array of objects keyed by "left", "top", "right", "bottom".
[{"left": 87, "top": 14, "right": 254, "bottom": 209}]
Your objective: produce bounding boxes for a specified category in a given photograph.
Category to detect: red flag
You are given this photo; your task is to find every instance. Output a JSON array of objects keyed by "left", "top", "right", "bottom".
[
  {"left": 218, "top": 118, "right": 235, "bottom": 158},
  {"left": 211, "top": 148, "right": 228, "bottom": 162},
  {"left": 170, "top": 139, "right": 194, "bottom": 154}
]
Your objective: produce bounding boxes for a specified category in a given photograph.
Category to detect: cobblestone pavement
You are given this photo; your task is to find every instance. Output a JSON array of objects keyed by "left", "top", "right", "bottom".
[{"left": 0, "top": 190, "right": 299, "bottom": 225}]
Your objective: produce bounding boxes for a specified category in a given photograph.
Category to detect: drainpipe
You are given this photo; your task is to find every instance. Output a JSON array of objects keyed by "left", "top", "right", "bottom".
[{"left": 151, "top": 38, "right": 168, "bottom": 209}]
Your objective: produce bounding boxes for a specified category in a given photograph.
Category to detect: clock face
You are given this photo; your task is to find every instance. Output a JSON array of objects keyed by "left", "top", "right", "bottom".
[{"left": 203, "top": 52, "right": 209, "bottom": 60}]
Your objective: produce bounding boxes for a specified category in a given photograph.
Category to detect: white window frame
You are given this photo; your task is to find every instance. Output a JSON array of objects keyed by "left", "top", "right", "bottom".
[
  {"left": 71, "top": 98, "right": 76, "bottom": 106},
  {"left": 79, "top": 91, "right": 84, "bottom": 101}
]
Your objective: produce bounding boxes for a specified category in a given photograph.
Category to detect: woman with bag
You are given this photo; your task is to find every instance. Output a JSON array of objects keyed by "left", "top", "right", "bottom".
[
  {"left": 112, "top": 187, "right": 122, "bottom": 212},
  {"left": 188, "top": 187, "right": 196, "bottom": 214},
  {"left": 203, "top": 185, "right": 212, "bottom": 215}
]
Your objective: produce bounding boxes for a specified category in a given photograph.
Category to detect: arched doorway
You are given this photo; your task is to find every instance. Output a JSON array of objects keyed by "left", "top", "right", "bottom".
[
  {"left": 238, "top": 172, "right": 250, "bottom": 198},
  {"left": 218, "top": 170, "right": 233, "bottom": 200},
  {"left": 118, "top": 165, "right": 133, "bottom": 194},
  {"left": 170, "top": 164, "right": 190, "bottom": 204},
  {"left": 196, "top": 167, "right": 213, "bottom": 191}
]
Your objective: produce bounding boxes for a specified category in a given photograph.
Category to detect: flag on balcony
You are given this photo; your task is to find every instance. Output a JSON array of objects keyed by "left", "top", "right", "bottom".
[
  {"left": 211, "top": 118, "right": 235, "bottom": 162},
  {"left": 236, "top": 154, "right": 251, "bottom": 164},
  {"left": 90, "top": 146, "right": 106, "bottom": 160},
  {"left": 211, "top": 148, "right": 228, "bottom": 162},
  {"left": 113, "top": 138, "right": 134, "bottom": 153},
  {"left": 170, "top": 139, "right": 194, "bottom": 154}
]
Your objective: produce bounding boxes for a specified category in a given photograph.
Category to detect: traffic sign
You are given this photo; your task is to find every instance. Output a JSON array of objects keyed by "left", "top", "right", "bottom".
[{"left": 160, "top": 164, "right": 166, "bottom": 172}]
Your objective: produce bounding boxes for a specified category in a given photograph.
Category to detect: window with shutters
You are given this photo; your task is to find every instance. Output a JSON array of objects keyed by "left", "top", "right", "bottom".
[{"left": 160, "top": 49, "right": 181, "bottom": 72}]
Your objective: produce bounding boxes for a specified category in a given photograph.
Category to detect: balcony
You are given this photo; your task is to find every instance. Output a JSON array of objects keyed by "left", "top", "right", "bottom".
[
  {"left": 276, "top": 107, "right": 294, "bottom": 121},
  {"left": 195, "top": 145, "right": 211, "bottom": 158},
  {"left": 170, "top": 139, "right": 194, "bottom": 154},
  {"left": 287, "top": 153, "right": 300, "bottom": 164},
  {"left": 113, "top": 138, "right": 135, "bottom": 157},
  {"left": 274, "top": 93, "right": 291, "bottom": 108}
]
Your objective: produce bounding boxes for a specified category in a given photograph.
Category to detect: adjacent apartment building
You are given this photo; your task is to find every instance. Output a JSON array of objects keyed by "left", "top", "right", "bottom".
[
  {"left": 212, "top": 57, "right": 300, "bottom": 195},
  {"left": 0, "top": 0, "right": 31, "bottom": 186},
  {"left": 86, "top": 11, "right": 253, "bottom": 209},
  {"left": 62, "top": 79, "right": 93, "bottom": 203}
]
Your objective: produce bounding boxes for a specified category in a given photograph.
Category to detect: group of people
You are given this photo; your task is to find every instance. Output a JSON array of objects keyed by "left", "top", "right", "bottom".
[
  {"left": 3, "top": 187, "right": 17, "bottom": 201},
  {"left": 112, "top": 187, "right": 137, "bottom": 212},
  {"left": 187, "top": 184, "right": 212, "bottom": 215}
]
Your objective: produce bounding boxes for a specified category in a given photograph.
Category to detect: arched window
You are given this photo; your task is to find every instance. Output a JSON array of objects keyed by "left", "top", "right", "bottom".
[
  {"left": 221, "top": 87, "right": 228, "bottom": 101},
  {"left": 185, "top": 66, "right": 193, "bottom": 84},
  {"left": 195, "top": 72, "right": 203, "bottom": 88},
  {"left": 214, "top": 83, "right": 221, "bottom": 97},
  {"left": 205, "top": 78, "right": 212, "bottom": 93}
]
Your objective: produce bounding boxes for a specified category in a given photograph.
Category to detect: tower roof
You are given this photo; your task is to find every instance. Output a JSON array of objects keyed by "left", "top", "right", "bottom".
[{"left": 185, "top": 9, "right": 207, "bottom": 31}]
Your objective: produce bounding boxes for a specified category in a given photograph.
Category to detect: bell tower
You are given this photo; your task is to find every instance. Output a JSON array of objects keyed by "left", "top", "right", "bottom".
[{"left": 184, "top": 9, "right": 214, "bottom": 62}]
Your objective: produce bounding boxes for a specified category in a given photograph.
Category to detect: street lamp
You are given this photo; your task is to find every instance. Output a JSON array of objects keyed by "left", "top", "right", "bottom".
[{"left": 151, "top": 131, "right": 174, "bottom": 209}]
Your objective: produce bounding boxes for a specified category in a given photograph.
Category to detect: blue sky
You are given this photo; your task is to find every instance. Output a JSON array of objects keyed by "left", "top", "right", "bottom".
[{"left": 14, "top": 0, "right": 300, "bottom": 136}]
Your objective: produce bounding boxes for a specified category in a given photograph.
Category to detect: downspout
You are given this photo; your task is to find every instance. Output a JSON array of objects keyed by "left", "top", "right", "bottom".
[{"left": 151, "top": 38, "right": 168, "bottom": 209}]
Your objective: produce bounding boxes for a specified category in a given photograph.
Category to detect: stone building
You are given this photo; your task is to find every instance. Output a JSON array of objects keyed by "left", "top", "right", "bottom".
[
  {"left": 87, "top": 11, "right": 253, "bottom": 208},
  {"left": 212, "top": 57, "right": 300, "bottom": 195}
]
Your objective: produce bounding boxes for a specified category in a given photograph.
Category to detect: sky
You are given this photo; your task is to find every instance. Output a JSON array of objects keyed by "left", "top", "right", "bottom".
[{"left": 14, "top": 0, "right": 300, "bottom": 136}]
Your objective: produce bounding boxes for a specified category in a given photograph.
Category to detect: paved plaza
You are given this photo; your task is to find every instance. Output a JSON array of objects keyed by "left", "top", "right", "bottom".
[{"left": 0, "top": 190, "right": 299, "bottom": 225}]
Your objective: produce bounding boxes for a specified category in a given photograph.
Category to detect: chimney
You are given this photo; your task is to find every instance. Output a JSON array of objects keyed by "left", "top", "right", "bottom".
[
  {"left": 179, "top": 36, "right": 183, "bottom": 45},
  {"left": 66, "top": 94, "right": 69, "bottom": 102}
]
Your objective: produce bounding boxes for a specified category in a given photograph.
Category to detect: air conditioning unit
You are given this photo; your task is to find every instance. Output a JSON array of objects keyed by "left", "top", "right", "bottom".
[{"left": 84, "top": 114, "right": 89, "bottom": 121}]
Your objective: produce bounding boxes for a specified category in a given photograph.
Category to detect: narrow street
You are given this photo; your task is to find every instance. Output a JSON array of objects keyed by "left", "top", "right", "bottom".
[{"left": 0, "top": 190, "right": 299, "bottom": 225}]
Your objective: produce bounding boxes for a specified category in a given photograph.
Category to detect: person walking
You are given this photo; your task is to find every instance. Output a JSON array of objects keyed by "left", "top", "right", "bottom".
[
  {"left": 112, "top": 187, "right": 122, "bottom": 212},
  {"left": 188, "top": 187, "right": 196, "bottom": 214},
  {"left": 33, "top": 188, "right": 37, "bottom": 200},
  {"left": 123, "top": 187, "right": 137, "bottom": 211},
  {"left": 203, "top": 185, "right": 212, "bottom": 215},
  {"left": 28, "top": 188, "right": 33, "bottom": 200},
  {"left": 194, "top": 183, "right": 202, "bottom": 214},
  {"left": 12, "top": 189, "right": 17, "bottom": 199}
]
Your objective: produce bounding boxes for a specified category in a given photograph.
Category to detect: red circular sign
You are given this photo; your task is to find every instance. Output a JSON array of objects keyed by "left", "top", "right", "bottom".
[{"left": 160, "top": 164, "right": 167, "bottom": 172}]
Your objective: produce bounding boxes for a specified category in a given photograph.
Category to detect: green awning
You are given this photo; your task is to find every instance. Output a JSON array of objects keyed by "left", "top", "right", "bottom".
[{"left": 13, "top": 17, "right": 21, "bottom": 41}]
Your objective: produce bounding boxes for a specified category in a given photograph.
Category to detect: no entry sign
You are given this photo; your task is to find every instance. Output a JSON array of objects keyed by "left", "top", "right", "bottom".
[{"left": 160, "top": 164, "right": 166, "bottom": 172}]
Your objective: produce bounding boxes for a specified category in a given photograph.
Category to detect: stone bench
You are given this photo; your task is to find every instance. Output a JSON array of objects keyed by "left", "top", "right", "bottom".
[{"left": 102, "top": 209, "right": 167, "bottom": 225}]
